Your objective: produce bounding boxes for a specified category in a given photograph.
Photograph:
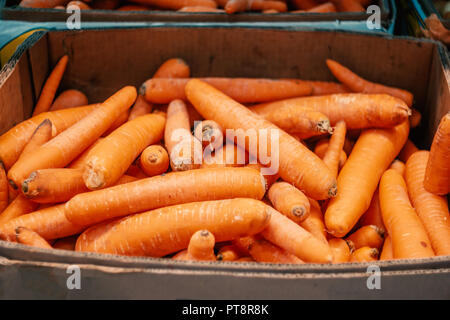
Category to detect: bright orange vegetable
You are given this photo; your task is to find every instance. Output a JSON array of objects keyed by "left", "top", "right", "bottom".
[
  {"left": 357, "top": 189, "right": 385, "bottom": 233},
  {"left": 346, "top": 225, "right": 384, "bottom": 250},
  {"left": 201, "top": 143, "right": 248, "bottom": 168},
  {"left": 15, "top": 227, "right": 53, "bottom": 249},
  {"left": 410, "top": 108, "right": 422, "bottom": 128},
  {"left": 379, "top": 235, "right": 393, "bottom": 260},
  {"left": 139, "top": 145, "right": 170, "bottom": 177},
  {"left": 314, "top": 139, "right": 347, "bottom": 170},
  {"left": 128, "top": 95, "right": 153, "bottom": 121},
  {"left": 322, "top": 121, "right": 347, "bottom": 178},
  {"left": 130, "top": 0, "right": 217, "bottom": 10},
  {"left": 398, "top": 139, "right": 419, "bottom": 163},
  {"left": 267, "top": 182, "right": 310, "bottom": 223},
  {"left": 194, "top": 120, "right": 224, "bottom": 152},
  {"left": 16, "top": 119, "right": 53, "bottom": 162},
  {"left": 216, "top": 245, "right": 242, "bottom": 261},
  {"left": 19, "top": 0, "right": 70, "bottom": 8},
  {"left": 389, "top": 159, "right": 406, "bottom": 176},
  {"left": 173, "top": 230, "right": 217, "bottom": 261},
  {"left": 350, "top": 247, "right": 378, "bottom": 262},
  {"left": 153, "top": 58, "right": 191, "bottom": 78},
  {"left": 0, "top": 162, "right": 8, "bottom": 213},
  {"left": 52, "top": 235, "right": 78, "bottom": 251},
  {"left": 328, "top": 238, "right": 352, "bottom": 263},
  {"left": 248, "top": 237, "right": 304, "bottom": 264},
  {"left": 299, "top": 198, "right": 328, "bottom": 245},
  {"left": 50, "top": 89, "right": 88, "bottom": 111},
  {"left": 0, "top": 194, "right": 38, "bottom": 226}
]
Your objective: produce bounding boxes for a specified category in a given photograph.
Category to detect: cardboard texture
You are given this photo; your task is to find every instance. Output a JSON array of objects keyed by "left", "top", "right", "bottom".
[{"left": 0, "top": 27, "right": 449, "bottom": 299}]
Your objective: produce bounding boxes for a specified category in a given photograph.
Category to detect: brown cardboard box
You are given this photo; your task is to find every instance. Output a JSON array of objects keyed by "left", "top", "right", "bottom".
[{"left": 0, "top": 27, "right": 449, "bottom": 299}]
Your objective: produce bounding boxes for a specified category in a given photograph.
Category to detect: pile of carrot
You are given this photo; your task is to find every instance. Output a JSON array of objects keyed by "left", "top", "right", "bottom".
[
  {"left": 0, "top": 53, "right": 448, "bottom": 266},
  {"left": 18, "top": 0, "right": 375, "bottom": 14}
]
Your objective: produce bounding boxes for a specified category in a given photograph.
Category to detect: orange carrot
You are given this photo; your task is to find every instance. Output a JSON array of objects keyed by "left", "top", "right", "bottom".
[
  {"left": 334, "top": 0, "right": 364, "bottom": 12},
  {"left": 0, "top": 204, "right": 84, "bottom": 241},
  {"left": 291, "top": 0, "right": 318, "bottom": 9},
  {"left": 130, "top": 0, "right": 217, "bottom": 10},
  {"left": 224, "top": 0, "right": 247, "bottom": 13},
  {"left": 389, "top": 159, "right": 406, "bottom": 176},
  {"left": 306, "top": 81, "right": 350, "bottom": 95},
  {"left": 250, "top": 93, "right": 410, "bottom": 130},
  {"left": 409, "top": 108, "right": 422, "bottom": 128},
  {"left": 349, "top": 247, "right": 378, "bottom": 262},
  {"left": 201, "top": 143, "right": 248, "bottom": 168},
  {"left": 67, "top": 138, "right": 103, "bottom": 169},
  {"left": 216, "top": 245, "right": 242, "bottom": 261},
  {"left": 179, "top": 5, "right": 225, "bottom": 11},
  {"left": 357, "top": 188, "right": 385, "bottom": 233},
  {"left": 141, "top": 78, "right": 312, "bottom": 104},
  {"left": 153, "top": 58, "right": 191, "bottom": 78},
  {"left": 0, "top": 104, "right": 97, "bottom": 170},
  {"left": 127, "top": 95, "right": 153, "bottom": 121},
  {"left": 0, "top": 195, "right": 39, "bottom": 226},
  {"left": 261, "top": 208, "right": 332, "bottom": 263},
  {"left": 75, "top": 198, "right": 270, "bottom": 257},
  {"left": 326, "top": 59, "right": 414, "bottom": 107},
  {"left": 174, "top": 230, "right": 217, "bottom": 261},
  {"left": 139, "top": 145, "right": 170, "bottom": 177},
  {"left": 67, "top": 1, "right": 92, "bottom": 9},
  {"left": 186, "top": 79, "right": 336, "bottom": 200},
  {"left": 307, "top": 2, "right": 337, "bottom": 12},
  {"left": 299, "top": 198, "right": 328, "bottom": 245},
  {"left": 346, "top": 225, "right": 384, "bottom": 250},
  {"left": 50, "top": 89, "right": 88, "bottom": 111},
  {"left": 15, "top": 227, "right": 53, "bottom": 249},
  {"left": 19, "top": 0, "right": 70, "bottom": 8},
  {"left": 328, "top": 238, "right": 352, "bottom": 263},
  {"left": 325, "top": 121, "right": 410, "bottom": 237},
  {"left": 164, "top": 100, "right": 202, "bottom": 171},
  {"left": 405, "top": 151, "right": 450, "bottom": 256},
  {"left": 267, "top": 181, "right": 310, "bottom": 223},
  {"left": 322, "top": 121, "right": 346, "bottom": 178},
  {"left": 314, "top": 139, "right": 347, "bottom": 170},
  {"left": 248, "top": 237, "right": 304, "bottom": 264},
  {"left": 8, "top": 87, "right": 137, "bottom": 188},
  {"left": 424, "top": 112, "right": 450, "bottom": 195},
  {"left": 102, "top": 109, "right": 130, "bottom": 137},
  {"left": 379, "top": 169, "right": 434, "bottom": 259},
  {"left": 248, "top": 0, "right": 287, "bottom": 12},
  {"left": 245, "top": 163, "right": 279, "bottom": 188},
  {"left": 32, "top": 55, "right": 69, "bottom": 116},
  {"left": 52, "top": 235, "right": 78, "bottom": 251},
  {"left": 65, "top": 167, "right": 266, "bottom": 227},
  {"left": 17, "top": 119, "right": 53, "bottom": 164},
  {"left": 398, "top": 139, "right": 419, "bottom": 163},
  {"left": 379, "top": 235, "right": 393, "bottom": 260},
  {"left": 0, "top": 162, "right": 8, "bottom": 213},
  {"left": 83, "top": 113, "right": 165, "bottom": 190},
  {"left": 125, "top": 163, "right": 148, "bottom": 179},
  {"left": 194, "top": 120, "right": 224, "bottom": 152}
]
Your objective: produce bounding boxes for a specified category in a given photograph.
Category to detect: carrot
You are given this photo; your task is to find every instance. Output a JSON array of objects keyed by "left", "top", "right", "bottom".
[
  {"left": 68, "top": 138, "right": 103, "bottom": 169},
  {"left": 164, "top": 100, "right": 202, "bottom": 171},
  {"left": 216, "top": 245, "right": 242, "bottom": 261},
  {"left": 322, "top": 121, "right": 347, "bottom": 178},
  {"left": 328, "top": 238, "right": 352, "bottom": 263},
  {"left": 153, "top": 58, "right": 191, "bottom": 78},
  {"left": 346, "top": 225, "right": 384, "bottom": 250},
  {"left": 389, "top": 159, "right": 406, "bottom": 176},
  {"left": 65, "top": 167, "right": 266, "bottom": 226},
  {"left": 398, "top": 139, "right": 419, "bottom": 163},
  {"left": 224, "top": 0, "right": 247, "bottom": 13},
  {"left": 75, "top": 198, "right": 270, "bottom": 257},
  {"left": 16, "top": 119, "right": 53, "bottom": 165},
  {"left": 125, "top": 164, "right": 148, "bottom": 179},
  {"left": 409, "top": 108, "right": 422, "bottom": 128},
  {"left": 424, "top": 112, "right": 450, "bottom": 195},
  {"left": 379, "top": 235, "right": 393, "bottom": 260},
  {"left": 251, "top": 94, "right": 410, "bottom": 130},
  {"left": 267, "top": 182, "right": 310, "bottom": 223},
  {"left": 326, "top": 59, "right": 414, "bottom": 107},
  {"left": 101, "top": 109, "right": 130, "bottom": 137},
  {"left": 0, "top": 104, "right": 97, "bottom": 170},
  {"left": 32, "top": 55, "right": 69, "bottom": 116},
  {"left": 83, "top": 113, "right": 165, "bottom": 190},
  {"left": 251, "top": 105, "right": 332, "bottom": 139},
  {"left": 8, "top": 86, "right": 137, "bottom": 188},
  {"left": 194, "top": 120, "right": 224, "bottom": 152},
  {"left": 130, "top": 0, "right": 217, "bottom": 10},
  {"left": 0, "top": 195, "right": 39, "bottom": 226},
  {"left": 306, "top": 81, "right": 350, "bottom": 95},
  {"left": 50, "top": 89, "right": 88, "bottom": 111},
  {"left": 231, "top": 237, "right": 254, "bottom": 256},
  {"left": 248, "top": 237, "right": 304, "bottom": 264},
  {"left": 174, "top": 230, "right": 217, "bottom": 261},
  {"left": 0, "top": 162, "right": 8, "bottom": 213},
  {"left": 405, "top": 151, "right": 450, "bottom": 256},
  {"left": 379, "top": 169, "right": 434, "bottom": 259},
  {"left": 139, "top": 145, "right": 170, "bottom": 177},
  {"left": 307, "top": 2, "right": 337, "bottom": 12},
  {"left": 15, "top": 227, "right": 53, "bottom": 249},
  {"left": 325, "top": 121, "right": 410, "bottom": 237},
  {"left": 248, "top": 0, "right": 287, "bottom": 12},
  {"left": 67, "top": 1, "right": 92, "bottom": 9},
  {"left": 52, "top": 235, "right": 78, "bottom": 251},
  {"left": 127, "top": 95, "right": 153, "bottom": 121},
  {"left": 186, "top": 79, "right": 336, "bottom": 200},
  {"left": 314, "top": 139, "right": 347, "bottom": 170},
  {"left": 201, "top": 143, "right": 248, "bottom": 168},
  {"left": 0, "top": 204, "right": 84, "bottom": 241},
  {"left": 349, "top": 247, "right": 378, "bottom": 262},
  {"left": 291, "top": 0, "right": 318, "bottom": 10},
  {"left": 357, "top": 188, "right": 385, "bottom": 233},
  {"left": 179, "top": 5, "right": 225, "bottom": 11},
  {"left": 297, "top": 198, "right": 328, "bottom": 245},
  {"left": 141, "top": 78, "right": 312, "bottom": 104},
  {"left": 19, "top": 0, "right": 70, "bottom": 8},
  {"left": 245, "top": 163, "right": 279, "bottom": 188},
  {"left": 261, "top": 208, "right": 332, "bottom": 263}
]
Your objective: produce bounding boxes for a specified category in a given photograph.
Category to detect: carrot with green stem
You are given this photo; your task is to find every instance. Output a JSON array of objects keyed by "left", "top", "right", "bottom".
[
  {"left": 50, "top": 89, "right": 88, "bottom": 111},
  {"left": 345, "top": 225, "right": 384, "bottom": 250},
  {"left": 268, "top": 182, "right": 310, "bottom": 223},
  {"left": 350, "top": 247, "right": 378, "bottom": 262},
  {"left": 139, "top": 145, "right": 170, "bottom": 177},
  {"left": 261, "top": 208, "right": 332, "bottom": 263},
  {"left": 75, "top": 198, "right": 270, "bottom": 257},
  {"left": 186, "top": 79, "right": 336, "bottom": 200},
  {"left": 322, "top": 120, "right": 346, "bottom": 178},
  {"left": 83, "top": 113, "right": 165, "bottom": 190},
  {"left": 379, "top": 169, "right": 434, "bottom": 259},
  {"left": 424, "top": 112, "right": 450, "bottom": 195},
  {"left": 0, "top": 162, "right": 8, "bottom": 213},
  {"left": 65, "top": 167, "right": 266, "bottom": 227},
  {"left": 299, "top": 198, "right": 328, "bottom": 245},
  {"left": 141, "top": 78, "right": 312, "bottom": 104},
  {"left": 0, "top": 195, "right": 38, "bottom": 226},
  {"left": 250, "top": 93, "right": 410, "bottom": 130},
  {"left": 405, "top": 151, "right": 450, "bottom": 256},
  {"left": 173, "top": 230, "right": 217, "bottom": 261},
  {"left": 0, "top": 104, "right": 98, "bottom": 170},
  {"left": 326, "top": 59, "right": 414, "bottom": 107},
  {"left": 32, "top": 55, "right": 69, "bottom": 116},
  {"left": 15, "top": 227, "right": 53, "bottom": 249},
  {"left": 8, "top": 86, "right": 137, "bottom": 188},
  {"left": 248, "top": 237, "right": 304, "bottom": 264},
  {"left": 325, "top": 121, "right": 410, "bottom": 237}
]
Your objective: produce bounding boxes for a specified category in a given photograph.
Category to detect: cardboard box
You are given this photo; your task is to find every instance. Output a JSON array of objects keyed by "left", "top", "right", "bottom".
[{"left": 0, "top": 27, "right": 449, "bottom": 299}]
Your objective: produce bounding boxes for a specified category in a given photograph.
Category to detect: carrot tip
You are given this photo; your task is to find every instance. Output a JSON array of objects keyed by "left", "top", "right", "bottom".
[
  {"left": 292, "top": 206, "right": 306, "bottom": 219},
  {"left": 138, "top": 84, "right": 146, "bottom": 96},
  {"left": 345, "top": 239, "right": 356, "bottom": 253},
  {"left": 328, "top": 182, "right": 337, "bottom": 197},
  {"left": 8, "top": 179, "right": 18, "bottom": 190}
]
